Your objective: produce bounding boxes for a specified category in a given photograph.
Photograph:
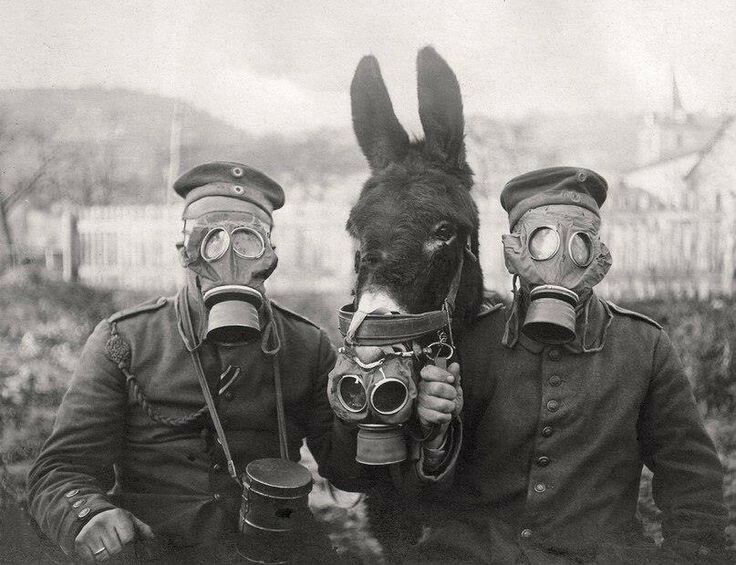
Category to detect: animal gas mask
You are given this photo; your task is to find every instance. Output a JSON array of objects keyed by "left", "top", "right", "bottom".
[
  {"left": 328, "top": 253, "right": 463, "bottom": 465},
  {"left": 502, "top": 205, "right": 612, "bottom": 344},
  {"left": 179, "top": 210, "right": 278, "bottom": 344}
]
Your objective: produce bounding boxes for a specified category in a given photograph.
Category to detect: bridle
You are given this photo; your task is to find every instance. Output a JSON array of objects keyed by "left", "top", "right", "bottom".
[{"left": 337, "top": 240, "right": 472, "bottom": 370}]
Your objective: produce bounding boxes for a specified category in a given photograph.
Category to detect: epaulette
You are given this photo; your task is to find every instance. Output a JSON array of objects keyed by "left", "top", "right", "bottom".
[
  {"left": 606, "top": 301, "right": 662, "bottom": 330},
  {"left": 270, "top": 300, "right": 322, "bottom": 330},
  {"left": 108, "top": 296, "right": 168, "bottom": 324}
]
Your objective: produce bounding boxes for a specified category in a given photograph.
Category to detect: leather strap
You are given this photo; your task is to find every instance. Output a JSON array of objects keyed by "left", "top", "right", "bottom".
[
  {"left": 338, "top": 306, "right": 449, "bottom": 346},
  {"left": 190, "top": 349, "right": 242, "bottom": 486},
  {"left": 340, "top": 246, "right": 467, "bottom": 347}
]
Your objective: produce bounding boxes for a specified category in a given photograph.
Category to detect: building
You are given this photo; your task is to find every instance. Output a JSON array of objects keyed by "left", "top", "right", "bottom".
[{"left": 600, "top": 76, "right": 734, "bottom": 300}]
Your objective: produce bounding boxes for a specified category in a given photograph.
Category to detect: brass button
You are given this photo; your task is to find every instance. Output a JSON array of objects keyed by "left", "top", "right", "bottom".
[
  {"left": 213, "top": 493, "right": 222, "bottom": 501},
  {"left": 534, "top": 483, "right": 546, "bottom": 493},
  {"left": 72, "top": 499, "right": 85, "bottom": 508},
  {"left": 547, "top": 399, "right": 560, "bottom": 412},
  {"left": 542, "top": 426, "right": 553, "bottom": 437},
  {"left": 548, "top": 349, "right": 561, "bottom": 361},
  {"left": 520, "top": 528, "right": 532, "bottom": 539},
  {"left": 78, "top": 508, "right": 91, "bottom": 518},
  {"left": 65, "top": 489, "right": 79, "bottom": 498},
  {"left": 549, "top": 375, "right": 562, "bottom": 386},
  {"left": 213, "top": 463, "right": 221, "bottom": 471},
  {"left": 537, "top": 456, "right": 550, "bottom": 467}
]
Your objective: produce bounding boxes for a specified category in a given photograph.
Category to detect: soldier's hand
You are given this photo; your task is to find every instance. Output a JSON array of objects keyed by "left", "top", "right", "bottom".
[
  {"left": 75, "top": 508, "right": 154, "bottom": 562},
  {"left": 417, "top": 362, "right": 463, "bottom": 448}
]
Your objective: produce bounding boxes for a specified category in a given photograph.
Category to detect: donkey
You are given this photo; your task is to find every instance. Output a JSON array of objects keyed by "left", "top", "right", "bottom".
[
  {"left": 348, "top": 45, "right": 484, "bottom": 342},
  {"left": 345, "top": 46, "right": 487, "bottom": 561}
]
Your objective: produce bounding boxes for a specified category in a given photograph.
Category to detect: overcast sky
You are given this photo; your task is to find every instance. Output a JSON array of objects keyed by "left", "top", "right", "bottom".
[{"left": 2, "top": 1, "right": 735, "bottom": 134}]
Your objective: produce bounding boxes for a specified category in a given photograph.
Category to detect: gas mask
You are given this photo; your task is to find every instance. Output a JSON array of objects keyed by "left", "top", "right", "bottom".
[
  {"left": 328, "top": 250, "right": 464, "bottom": 465},
  {"left": 179, "top": 210, "right": 277, "bottom": 344},
  {"left": 329, "top": 344, "right": 420, "bottom": 465},
  {"left": 502, "top": 205, "right": 612, "bottom": 344}
]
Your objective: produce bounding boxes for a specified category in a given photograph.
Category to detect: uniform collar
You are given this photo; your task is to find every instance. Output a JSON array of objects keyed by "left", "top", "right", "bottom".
[{"left": 502, "top": 291, "right": 613, "bottom": 354}]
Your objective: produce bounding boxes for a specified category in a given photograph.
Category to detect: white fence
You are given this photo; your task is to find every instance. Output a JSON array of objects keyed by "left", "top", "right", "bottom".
[{"left": 73, "top": 198, "right": 734, "bottom": 302}]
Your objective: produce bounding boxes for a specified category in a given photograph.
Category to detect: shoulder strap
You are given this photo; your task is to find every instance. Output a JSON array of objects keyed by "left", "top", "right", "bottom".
[
  {"left": 190, "top": 350, "right": 242, "bottom": 487},
  {"left": 606, "top": 300, "right": 662, "bottom": 329},
  {"left": 109, "top": 296, "right": 168, "bottom": 324}
]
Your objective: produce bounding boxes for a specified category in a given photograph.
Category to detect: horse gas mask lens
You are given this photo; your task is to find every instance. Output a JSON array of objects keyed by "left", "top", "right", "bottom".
[
  {"left": 180, "top": 211, "right": 277, "bottom": 344},
  {"left": 503, "top": 205, "right": 612, "bottom": 344}
]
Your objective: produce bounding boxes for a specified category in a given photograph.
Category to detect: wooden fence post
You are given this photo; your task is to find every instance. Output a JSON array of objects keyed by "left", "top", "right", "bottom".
[{"left": 61, "top": 209, "right": 79, "bottom": 282}]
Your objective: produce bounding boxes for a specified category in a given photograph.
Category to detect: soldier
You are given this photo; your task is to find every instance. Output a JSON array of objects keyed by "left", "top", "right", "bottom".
[
  {"left": 409, "top": 167, "right": 729, "bottom": 563},
  {"left": 27, "top": 162, "right": 456, "bottom": 563}
]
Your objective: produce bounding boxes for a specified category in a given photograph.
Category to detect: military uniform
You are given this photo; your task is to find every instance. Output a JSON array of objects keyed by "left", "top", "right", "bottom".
[
  {"left": 27, "top": 287, "right": 361, "bottom": 559},
  {"left": 411, "top": 294, "right": 728, "bottom": 563}
]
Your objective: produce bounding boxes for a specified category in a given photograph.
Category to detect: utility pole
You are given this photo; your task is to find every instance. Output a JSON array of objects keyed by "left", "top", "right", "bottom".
[{"left": 166, "top": 101, "right": 183, "bottom": 205}]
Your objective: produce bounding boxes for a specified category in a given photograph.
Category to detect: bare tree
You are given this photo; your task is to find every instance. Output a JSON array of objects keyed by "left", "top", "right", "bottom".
[{"left": 0, "top": 115, "right": 54, "bottom": 269}]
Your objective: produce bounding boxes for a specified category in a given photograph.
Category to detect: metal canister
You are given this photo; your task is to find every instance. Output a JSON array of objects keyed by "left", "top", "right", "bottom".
[
  {"left": 240, "top": 458, "right": 313, "bottom": 532},
  {"left": 238, "top": 458, "right": 313, "bottom": 564}
]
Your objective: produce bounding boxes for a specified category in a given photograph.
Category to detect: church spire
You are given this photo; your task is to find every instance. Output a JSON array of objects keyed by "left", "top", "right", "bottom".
[{"left": 671, "top": 70, "right": 686, "bottom": 121}]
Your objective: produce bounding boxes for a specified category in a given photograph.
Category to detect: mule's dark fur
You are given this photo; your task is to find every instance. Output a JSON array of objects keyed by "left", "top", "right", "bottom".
[{"left": 347, "top": 46, "right": 483, "bottom": 331}]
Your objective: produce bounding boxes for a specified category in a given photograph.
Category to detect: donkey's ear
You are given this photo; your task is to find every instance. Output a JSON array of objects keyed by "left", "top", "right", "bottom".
[
  {"left": 417, "top": 46, "right": 466, "bottom": 168},
  {"left": 351, "top": 55, "right": 410, "bottom": 171}
]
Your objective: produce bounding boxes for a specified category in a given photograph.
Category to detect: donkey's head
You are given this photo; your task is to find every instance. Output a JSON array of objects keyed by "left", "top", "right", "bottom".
[{"left": 347, "top": 46, "right": 483, "bottom": 331}]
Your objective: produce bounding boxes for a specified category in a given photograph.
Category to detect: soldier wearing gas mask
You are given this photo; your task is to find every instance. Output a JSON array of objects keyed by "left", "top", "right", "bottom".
[
  {"left": 27, "top": 162, "right": 374, "bottom": 563},
  {"left": 406, "top": 167, "right": 728, "bottom": 564}
]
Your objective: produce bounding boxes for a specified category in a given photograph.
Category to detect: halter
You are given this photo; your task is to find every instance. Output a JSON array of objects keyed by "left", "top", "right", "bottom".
[{"left": 338, "top": 241, "right": 471, "bottom": 366}]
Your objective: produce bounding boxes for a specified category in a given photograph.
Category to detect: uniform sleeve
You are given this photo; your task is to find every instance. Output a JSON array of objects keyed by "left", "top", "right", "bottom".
[
  {"left": 26, "top": 320, "right": 125, "bottom": 556},
  {"left": 638, "top": 329, "right": 728, "bottom": 557}
]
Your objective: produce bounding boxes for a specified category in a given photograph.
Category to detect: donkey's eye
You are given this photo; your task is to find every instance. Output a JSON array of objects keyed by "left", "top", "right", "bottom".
[{"left": 434, "top": 222, "right": 456, "bottom": 242}]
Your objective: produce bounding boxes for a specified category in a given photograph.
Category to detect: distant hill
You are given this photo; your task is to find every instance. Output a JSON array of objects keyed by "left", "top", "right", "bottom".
[
  {"left": 0, "top": 87, "right": 367, "bottom": 206},
  {"left": 0, "top": 87, "right": 649, "bottom": 208}
]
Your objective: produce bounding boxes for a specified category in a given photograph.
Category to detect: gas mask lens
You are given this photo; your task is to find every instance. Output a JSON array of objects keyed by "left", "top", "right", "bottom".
[
  {"left": 337, "top": 375, "right": 368, "bottom": 412},
  {"left": 528, "top": 227, "right": 560, "bottom": 261},
  {"left": 370, "top": 379, "right": 409, "bottom": 415},
  {"left": 201, "top": 228, "right": 230, "bottom": 261},
  {"left": 232, "top": 227, "right": 266, "bottom": 259},
  {"left": 569, "top": 232, "right": 593, "bottom": 267}
]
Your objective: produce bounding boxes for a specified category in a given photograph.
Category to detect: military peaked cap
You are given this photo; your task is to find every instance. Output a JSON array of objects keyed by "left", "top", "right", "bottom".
[
  {"left": 500, "top": 166, "right": 608, "bottom": 228},
  {"left": 174, "top": 161, "right": 285, "bottom": 221}
]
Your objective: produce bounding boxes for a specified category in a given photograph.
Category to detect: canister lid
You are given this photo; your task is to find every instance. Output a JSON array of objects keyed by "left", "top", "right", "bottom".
[{"left": 244, "top": 458, "right": 313, "bottom": 498}]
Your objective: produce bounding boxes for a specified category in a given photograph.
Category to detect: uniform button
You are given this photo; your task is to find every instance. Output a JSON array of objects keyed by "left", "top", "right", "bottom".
[
  {"left": 213, "top": 493, "right": 222, "bottom": 501},
  {"left": 65, "top": 489, "right": 79, "bottom": 498},
  {"left": 542, "top": 426, "right": 553, "bottom": 437},
  {"left": 213, "top": 463, "right": 221, "bottom": 471},
  {"left": 549, "top": 375, "right": 562, "bottom": 386},
  {"left": 520, "top": 528, "right": 533, "bottom": 539},
  {"left": 534, "top": 483, "right": 546, "bottom": 493},
  {"left": 537, "top": 456, "right": 550, "bottom": 467},
  {"left": 547, "top": 399, "right": 560, "bottom": 412},
  {"left": 223, "top": 391, "right": 234, "bottom": 401},
  {"left": 78, "top": 508, "right": 91, "bottom": 518},
  {"left": 72, "top": 499, "right": 85, "bottom": 508},
  {"left": 548, "top": 349, "right": 561, "bottom": 361},
  {"left": 231, "top": 166, "right": 244, "bottom": 178}
]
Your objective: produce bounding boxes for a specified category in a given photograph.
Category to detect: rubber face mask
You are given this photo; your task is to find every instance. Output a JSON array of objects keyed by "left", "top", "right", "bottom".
[
  {"left": 502, "top": 205, "right": 612, "bottom": 344},
  {"left": 179, "top": 211, "right": 277, "bottom": 344}
]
